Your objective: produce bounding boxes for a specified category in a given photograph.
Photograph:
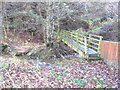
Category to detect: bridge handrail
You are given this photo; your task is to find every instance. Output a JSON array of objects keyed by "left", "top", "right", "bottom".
[{"left": 60, "top": 30, "right": 103, "bottom": 54}]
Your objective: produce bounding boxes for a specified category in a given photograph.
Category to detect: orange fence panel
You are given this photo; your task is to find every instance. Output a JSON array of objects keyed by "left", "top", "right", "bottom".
[{"left": 100, "top": 41, "right": 119, "bottom": 68}]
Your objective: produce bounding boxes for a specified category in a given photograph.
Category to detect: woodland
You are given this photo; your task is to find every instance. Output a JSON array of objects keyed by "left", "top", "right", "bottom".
[{"left": 0, "top": 2, "right": 119, "bottom": 88}]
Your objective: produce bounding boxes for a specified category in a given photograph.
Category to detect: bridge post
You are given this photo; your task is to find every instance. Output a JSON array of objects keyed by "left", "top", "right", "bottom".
[
  {"left": 88, "top": 34, "right": 91, "bottom": 46},
  {"left": 84, "top": 36, "right": 88, "bottom": 57},
  {"left": 64, "top": 30, "right": 66, "bottom": 38},
  {"left": 76, "top": 32, "right": 79, "bottom": 48},
  {"left": 60, "top": 30, "right": 62, "bottom": 40},
  {"left": 98, "top": 37, "right": 103, "bottom": 56},
  {"left": 61, "top": 30, "right": 63, "bottom": 38},
  {"left": 63, "top": 30, "right": 65, "bottom": 38},
  {"left": 69, "top": 31, "right": 71, "bottom": 38},
  {"left": 76, "top": 32, "right": 78, "bottom": 42}
]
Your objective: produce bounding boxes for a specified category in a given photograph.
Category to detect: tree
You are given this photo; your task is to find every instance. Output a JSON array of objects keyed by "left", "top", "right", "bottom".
[{"left": 0, "top": 2, "right": 3, "bottom": 53}]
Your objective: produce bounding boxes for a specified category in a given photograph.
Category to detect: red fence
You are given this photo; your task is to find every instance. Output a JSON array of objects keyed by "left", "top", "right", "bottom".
[{"left": 100, "top": 41, "right": 119, "bottom": 68}]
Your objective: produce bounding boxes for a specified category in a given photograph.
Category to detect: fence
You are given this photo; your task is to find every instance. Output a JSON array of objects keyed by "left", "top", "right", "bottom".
[{"left": 100, "top": 40, "right": 119, "bottom": 68}]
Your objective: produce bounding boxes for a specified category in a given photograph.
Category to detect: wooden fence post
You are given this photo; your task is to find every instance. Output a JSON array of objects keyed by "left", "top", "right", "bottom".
[
  {"left": 60, "top": 30, "right": 62, "bottom": 40},
  {"left": 76, "top": 32, "right": 79, "bottom": 53},
  {"left": 76, "top": 32, "right": 78, "bottom": 43},
  {"left": 62, "top": 30, "right": 63, "bottom": 39},
  {"left": 84, "top": 36, "right": 87, "bottom": 57},
  {"left": 98, "top": 37, "right": 103, "bottom": 55},
  {"left": 60, "top": 30, "right": 64, "bottom": 38},
  {"left": 62, "top": 30, "right": 64, "bottom": 38},
  {"left": 64, "top": 31, "right": 66, "bottom": 37},
  {"left": 88, "top": 34, "right": 91, "bottom": 47}
]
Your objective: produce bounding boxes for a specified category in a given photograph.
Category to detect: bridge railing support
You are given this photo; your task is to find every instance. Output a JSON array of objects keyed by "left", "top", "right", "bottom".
[
  {"left": 84, "top": 36, "right": 88, "bottom": 56},
  {"left": 76, "top": 32, "right": 79, "bottom": 49},
  {"left": 60, "top": 30, "right": 103, "bottom": 59},
  {"left": 97, "top": 37, "right": 103, "bottom": 56},
  {"left": 60, "top": 30, "right": 62, "bottom": 40},
  {"left": 64, "top": 30, "right": 66, "bottom": 38}
]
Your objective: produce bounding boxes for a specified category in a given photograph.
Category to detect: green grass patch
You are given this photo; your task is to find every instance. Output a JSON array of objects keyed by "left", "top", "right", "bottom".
[
  {"left": 84, "top": 68, "right": 91, "bottom": 71},
  {"left": 75, "top": 79, "right": 87, "bottom": 86},
  {"left": 99, "top": 79, "right": 105, "bottom": 84},
  {"left": 54, "top": 61, "right": 62, "bottom": 65},
  {"left": 66, "top": 78, "right": 74, "bottom": 82},
  {"left": 88, "top": 58, "right": 102, "bottom": 62},
  {"left": 78, "top": 59, "right": 85, "bottom": 63},
  {"left": 0, "top": 74, "right": 4, "bottom": 81},
  {"left": 0, "top": 62, "right": 9, "bottom": 68}
]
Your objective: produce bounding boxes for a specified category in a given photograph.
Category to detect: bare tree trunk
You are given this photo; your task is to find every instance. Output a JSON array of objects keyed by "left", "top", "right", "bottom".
[
  {"left": 46, "top": 2, "right": 54, "bottom": 47},
  {"left": 46, "top": 2, "right": 50, "bottom": 44},
  {"left": 0, "top": 2, "right": 3, "bottom": 53},
  {"left": 38, "top": 3, "right": 47, "bottom": 44},
  {"left": 57, "top": 19, "right": 60, "bottom": 40}
]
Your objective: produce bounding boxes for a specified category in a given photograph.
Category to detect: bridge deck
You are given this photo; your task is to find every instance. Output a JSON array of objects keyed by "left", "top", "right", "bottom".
[{"left": 63, "top": 38, "right": 98, "bottom": 55}]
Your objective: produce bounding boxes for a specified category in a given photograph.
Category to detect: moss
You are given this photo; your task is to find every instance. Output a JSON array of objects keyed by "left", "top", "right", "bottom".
[{"left": 88, "top": 58, "right": 102, "bottom": 62}]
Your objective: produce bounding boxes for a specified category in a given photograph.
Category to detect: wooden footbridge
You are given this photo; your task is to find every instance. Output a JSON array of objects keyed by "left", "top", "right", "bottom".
[
  {"left": 59, "top": 30, "right": 103, "bottom": 59},
  {"left": 58, "top": 18, "right": 115, "bottom": 59}
]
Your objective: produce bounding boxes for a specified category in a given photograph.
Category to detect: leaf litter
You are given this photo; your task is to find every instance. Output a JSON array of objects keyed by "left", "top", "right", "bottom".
[{"left": 0, "top": 56, "right": 118, "bottom": 88}]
